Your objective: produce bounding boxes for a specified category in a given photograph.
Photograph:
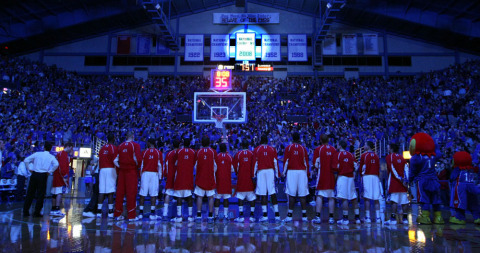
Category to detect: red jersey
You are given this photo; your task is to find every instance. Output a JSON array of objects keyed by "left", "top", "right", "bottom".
[
  {"left": 313, "top": 144, "right": 337, "bottom": 190},
  {"left": 164, "top": 149, "right": 177, "bottom": 190},
  {"left": 336, "top": 150, "right": 356, "bottom": 178},
  {"left": 215, "top": 152, "right": 233, "bottom": 194},
  {"left": 284, "top": 143, "right": 309, "bottom": 176},
  {"left": 115, "top": 141, "right": 142, "bottom": 171},
  {"left": 174, "top": 148, "right": 196, "bottom": 190},
  {"left": 99, "top": 144, "right": 117, "bottom": 169},
  {"left": 195, "top": 147, "right": 217, "bottom": 191},
  {"left": 385, "top": 153, "right": 407, "bottom": 193},
  {"left": 141, "top": 148, "right": 163, "bottom": 174},
  {"left": 253, "top": 145, "right": 280, "bottom": 177},
  {"left": 53, "top": 150, "right": 69, "bottom": 187},
  {"left": 360, "top": 151, "right": 380, "bottom": 176},
  {"left": 234, "top": 150, "right": 255, "bottom": 192}
]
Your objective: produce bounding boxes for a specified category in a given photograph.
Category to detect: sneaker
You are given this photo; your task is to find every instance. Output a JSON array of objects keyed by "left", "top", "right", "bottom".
[
  {"left": 384, "top": 219, "right": 397, "bottom": 225},
  {"left": 274, "top": 216, "right": 281, "bottom": 222},
  {"left": 259, "top": 216, "right": 269, "bottom": 223},
  {"left": 115, "top": 216, "right": 125, "bottom": 221},
  {"left": 364, "top": 217, "right": 372, "bottom": 223},
  {"left": 283, "top": 217, "right": 293, "bottom": 223},
  {"left": 337, "top": 219, "right": 349, "bottom": 225},
  {"left": 108, "top": 213, "right": 114, "bottom": 219},
  {"left": 355, "top": 218, "right": 361, "bottom": 224},
  {"left": 309, "top": 200, "right": 316, "bottom": 206},
  {"left": 375, "top": 218, "right": 382, "bottom": 224},
  {"left": 187, "top": 216, "right": 195, "bottom": 222},
  {"left": 96, "top": 213, "right": 102, "bottom": 218},
  {"left": 328, "top": 217, "right": 335, "bottom": 224},
  {"left": 302, "top": 217, "right": 309, "bottom": 222},
  {"left": 234, "top": 217, "right": 244, "bottom": 223},
  {"left": 402, "top": 218, "right": 409, "bottom": 225},
  {"left": 312, "top": 217, "right": 321, "bottom": 224},
  {"left": 83, "top": 212, "right": 95, "bottom": 218},
  {"left": 149, "top": 215, "right": 157, "bottom": 220},
  {"left": 171, "top": 217, "right": 182, "bottom": 223},
  {"left": 50, "top": 210, "right": 65, "bottom": 217},
  {"left": 249, "top": 217, "right": 255, "bottom": 222},
  {"left": 128, "top": 217, "right": 140, "bottom": 222},
  {"left": 138, "top": 214, "right": 143, "bottom": 219}
]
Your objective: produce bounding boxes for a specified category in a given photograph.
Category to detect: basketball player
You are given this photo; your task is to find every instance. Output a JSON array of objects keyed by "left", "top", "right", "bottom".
[
  {"left": 172, "top": 138, "right": 196, "bottom": 222},
  {"left": 253, "top": 134, "right": 281, "bottom": 222},
  {"left": 97, "top": 134, "right": 117, "bottom": 218},
  {"left": 113, "top": 132, "right": 142, "bottom": 221},
  {"left": 233, "top": 140, "right": 256, "bottom": 222},
  {"left": 194, "top": 136, "right": 217, "bottom": 222},
  {"left": 360, "top": 141, "right": 382, "bottom": 224},
  {"left": 335, "top": 140, "right": 361, "bottom": 225},
  {"left": 312, "top": 134, "right": 337, "bottom": 224},
  {"left": 138, "top": 138, "right": 163, "bottom": 220},
  {"left": 162, "top": 139, "right": 180, "bottom": 220},
  {"left": 283, "top": 132, "right": 309, "bottom": 222},
  {"left": 50, "top": 142, "right": 73, "bottom": 216},
  {"left": 385, "top": 143, "right": 409, "bottom": 225},
  {"left": 214, "top": 143, "right": 234, "bottom": 221}
]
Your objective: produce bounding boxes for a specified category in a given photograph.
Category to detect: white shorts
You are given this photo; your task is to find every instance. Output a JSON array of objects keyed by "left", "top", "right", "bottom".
[
  {"left": 174, "top": 190, "right": 192, "bottom": 198},
  {"left": 51, "top": 186, "right": 67, "bottom": 195},
  {"left": 236, "top": 191, "right": 256, "bottom": 201},
  {"left": 214, "top": 194, "right": 232, "bottom": 200},
  {"left": 335, "top": 176, "right": 357, "bottom": 200},
  {"left": 316, "top": 189, "right": 335, "bottom": 198},
  {"left": 99, "top": 168, "right": 117, "bottom": 194},
  {"left": 362, "top": 175, "right": 383, "bottom": 200},
  {"left": 255, "top": 169, "right": 276, "bottom": 196},
  {"left": 164, "top": 188, "right": 175, "bottom": 196},
  {"left": 139, "top": 171, "right": 159, "bottom": 197},
  {"left": 285, "top": 170, "right": 309, "bottom": 197},
  {"left": 388, "top": 192, "right": 409, "bottom": 205},
  {"left": 194, "top": 186, "right": 216, "bottom": 197}
]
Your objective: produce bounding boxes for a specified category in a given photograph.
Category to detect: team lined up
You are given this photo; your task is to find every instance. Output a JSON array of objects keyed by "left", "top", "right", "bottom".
[{"left": 89, "top": 132, "right": 409, "bottom": 225}]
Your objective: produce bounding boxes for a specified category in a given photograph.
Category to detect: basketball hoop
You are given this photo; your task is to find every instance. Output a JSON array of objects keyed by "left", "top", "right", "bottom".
[{"left": 212, "top": 115, "right": 226, "bottom": 129}]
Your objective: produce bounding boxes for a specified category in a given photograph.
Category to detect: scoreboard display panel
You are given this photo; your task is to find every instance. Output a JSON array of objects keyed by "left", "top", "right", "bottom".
[{"left": 210, "top": 69, "right": 232, "bottom": 91}]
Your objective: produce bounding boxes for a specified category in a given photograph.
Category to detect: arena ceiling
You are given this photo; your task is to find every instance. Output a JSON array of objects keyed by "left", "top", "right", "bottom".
[{"left": 0, "top": 0, "right": 479, "bottom": 55}]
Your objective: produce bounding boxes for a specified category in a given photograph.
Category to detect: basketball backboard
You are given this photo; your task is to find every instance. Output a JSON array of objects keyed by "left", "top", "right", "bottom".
[{"left": 193, "top": 92, "right": 247, "bottom": 124}]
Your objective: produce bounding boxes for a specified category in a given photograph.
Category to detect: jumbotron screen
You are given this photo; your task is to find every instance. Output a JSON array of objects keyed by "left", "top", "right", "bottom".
[{"left": 210, "top": 69, "right": 232, "bottom": 91}]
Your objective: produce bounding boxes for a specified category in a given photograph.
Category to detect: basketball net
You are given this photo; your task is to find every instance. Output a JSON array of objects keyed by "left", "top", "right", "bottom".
[{"left": 212, "top": 115, "right": 226, "bottom": 129}]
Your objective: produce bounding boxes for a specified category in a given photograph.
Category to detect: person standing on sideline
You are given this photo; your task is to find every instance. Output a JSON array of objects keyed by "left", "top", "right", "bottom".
[
  {"left": 360, "top": 141, "right": 382, "bottom": 224},
  {"left": 83, "top": 157, "right": 101, "bottom": 218},
  {"left": 194, "top": 136, "right": 217, "bottom": 223},
  {"left": 233, "top": 140, "right": 256, "bottom": 223},
  {"left": 96, "top": 134, "right": 118, "bottom": 218},
  {"left": 214, "top": 143, "right": 234, "bottom": 221},
  {"left": 23, "top": 142, "right": 59, "bottom": 217},
  {"left": 138, "top": 138, "right": 163, "bottom": 220},
  {"left": 283, "top": 132, "right": 310, "bottom": 223},
  {"left": 15, "top": 154, "right": 31, "bottom": 201},
  {"left": 253, "top": 134, "right": 281, "bottom": 222},
  {"left": 162, "top": 139, "right": 179, "bottom": 220},
  {"left": 50, "top": 142, "right": 73, "bottom": 216},
  {"left": 113, "top": 132, "right": 142, "bottom": 221},
  {"left": 172, "top": 138, "right": 196, "bottom": 222},
  {"left": 385, "top": 143, "right": 409, "bottom": 225}
]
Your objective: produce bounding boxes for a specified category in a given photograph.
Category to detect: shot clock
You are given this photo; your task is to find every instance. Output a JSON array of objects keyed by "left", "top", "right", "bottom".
[{"left": 210, "top": 69, "right": 232, "bottom": 91}]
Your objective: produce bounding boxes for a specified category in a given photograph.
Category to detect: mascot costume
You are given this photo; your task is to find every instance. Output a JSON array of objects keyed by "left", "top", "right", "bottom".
[
  {"left": 449, "top": 151, "right": 480, "bottom": 225},
  {"left": 408, "top": 133, "right": 444, "bottom": 224}
]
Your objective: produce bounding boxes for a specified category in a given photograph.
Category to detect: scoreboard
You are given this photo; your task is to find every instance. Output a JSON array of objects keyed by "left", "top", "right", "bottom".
[{"left": 210, "top": 69, "right": 232, "bottom": 91}]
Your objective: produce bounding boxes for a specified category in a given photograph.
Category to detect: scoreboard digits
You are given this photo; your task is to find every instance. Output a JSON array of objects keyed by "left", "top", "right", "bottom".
[{"left": 210, "top": 69, "right": 232, "bottom": 91}]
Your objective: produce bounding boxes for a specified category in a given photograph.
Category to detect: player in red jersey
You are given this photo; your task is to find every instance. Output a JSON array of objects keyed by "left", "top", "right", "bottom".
[
  {"left": 162, "top": 139, "right": 180, "bottom": 220},
  {"left": 113, "top": 132, "right": 142, "bottom": 221},
  {"left": 138, "top": 139, "right": 163, "bottom": 220},
  {"left": 254, "top": 134, "right": 280, "bottom": 222},
  {"left": 335, "top": 140, "right": 361, "bottom": 225},
  {"left": 312, "top": 134, "right": 338, "bottom": 224},
  {"left": 385, "top": 143, "right": 409, "bottom": 225},
  {"left": 214, "top": 143, "right": 234, "bottom": 221},
  {"left": 172, "top": 138, "right": 196, "bottom": 222},
  {"left": 50, "top": 142, "right": 73, "bottom": 217},
  {"left": 233, "top": 140, "right": 256, "bottom": 222},
  {"left": 194, "top": 136, "right": 217, "bottom": 222},
  {"left": 97, "top": 134, "right": 117, "bottom": 218},
  {"left": 360, "top": 141, "right": 382, "bottom": 224},
  {"left": 283, "top": 132, "right": 309, "bottom": 222}
]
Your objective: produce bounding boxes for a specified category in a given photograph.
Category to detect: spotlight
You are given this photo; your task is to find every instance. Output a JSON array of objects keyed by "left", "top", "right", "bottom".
[
  {"left": 326, "top": 3, "right": 332, "bottom": 8},
  {"left": 155, "top": 3, "right": 160, "bottom": 9}
]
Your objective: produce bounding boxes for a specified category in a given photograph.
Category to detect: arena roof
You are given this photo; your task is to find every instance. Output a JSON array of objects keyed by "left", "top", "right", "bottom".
[{"left": 0, "top": 0, "right": 479, "bottom": 55}]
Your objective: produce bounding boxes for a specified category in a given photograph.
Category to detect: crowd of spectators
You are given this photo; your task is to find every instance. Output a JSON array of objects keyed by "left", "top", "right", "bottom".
[{"left": 1, "top": 56, "right": 480, "bottom": 184}]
